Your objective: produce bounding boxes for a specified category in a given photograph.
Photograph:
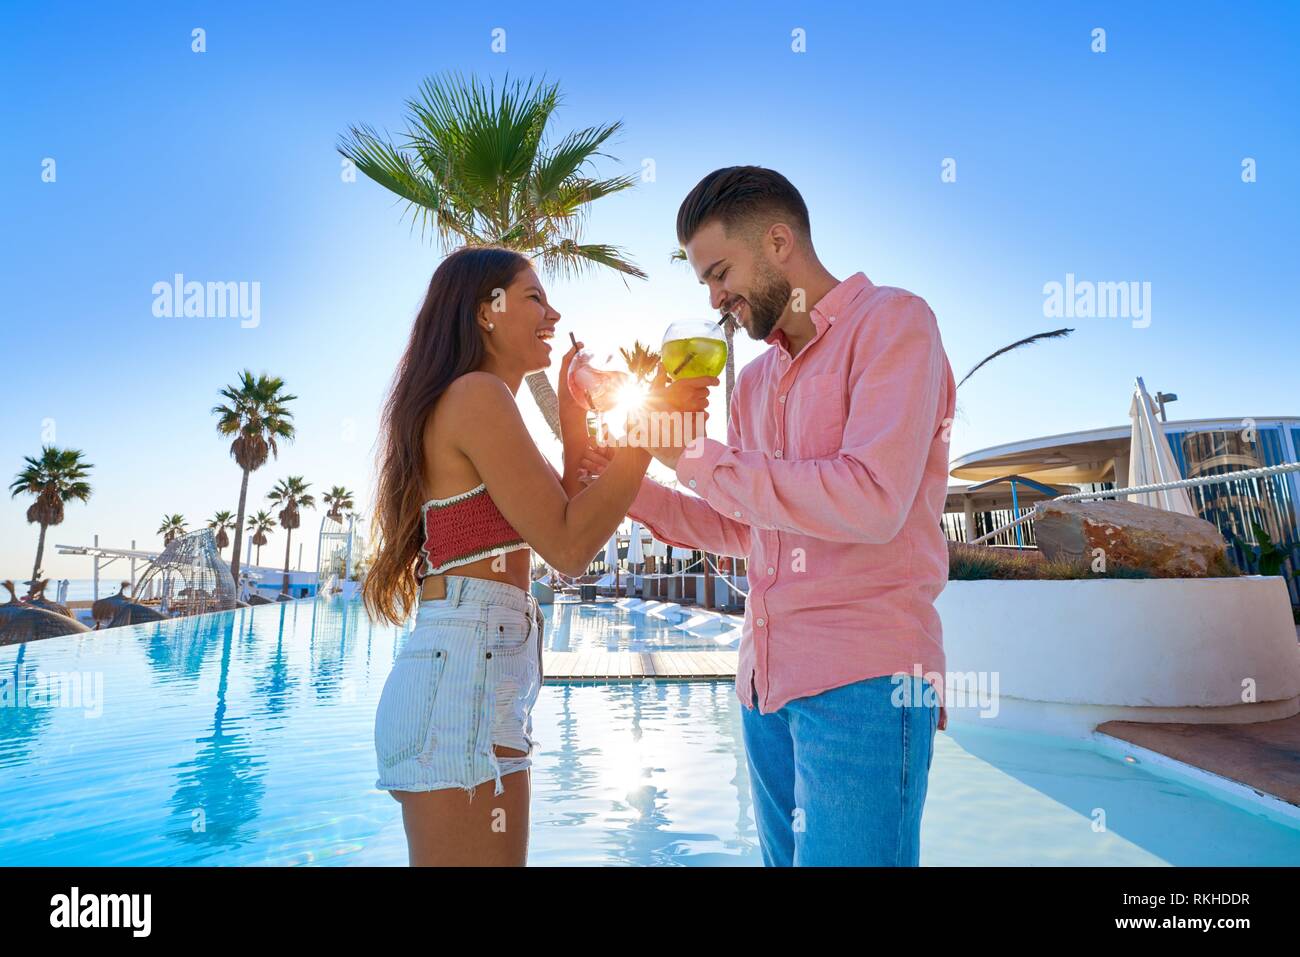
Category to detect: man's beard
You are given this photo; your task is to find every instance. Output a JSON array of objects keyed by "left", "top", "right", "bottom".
[{"left": 738, "top": 262, "right": 792, "bottom": 341}]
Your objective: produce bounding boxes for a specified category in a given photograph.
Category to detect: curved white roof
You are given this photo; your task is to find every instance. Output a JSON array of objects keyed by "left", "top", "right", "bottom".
[{"left": 951, "top": 416, "right": 1300, "bottom": 484}]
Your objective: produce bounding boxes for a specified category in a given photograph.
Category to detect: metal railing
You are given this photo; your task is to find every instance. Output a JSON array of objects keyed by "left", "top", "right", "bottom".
[{"left": 968, "top": 460, "right": 1300, "bottom": 546}]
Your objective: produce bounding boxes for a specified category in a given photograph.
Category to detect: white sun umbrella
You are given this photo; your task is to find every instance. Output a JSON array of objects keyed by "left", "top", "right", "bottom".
[
  {"left": 627, "top": 522, "right": 645, "bottom": 567},
  {"left": 604, "top": 533, "right": 619, "bottom": 571},
  {"left": 1127, "top": 377, "right": 1196, "bottom": 515},
  {"left": 624, "top": 522, "right": 646, "bottom": 597}
]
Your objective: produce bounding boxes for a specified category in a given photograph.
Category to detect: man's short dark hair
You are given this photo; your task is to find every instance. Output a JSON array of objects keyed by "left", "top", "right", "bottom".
[{"left": 676, "top": 166, "right": 811, "bottom": 246}]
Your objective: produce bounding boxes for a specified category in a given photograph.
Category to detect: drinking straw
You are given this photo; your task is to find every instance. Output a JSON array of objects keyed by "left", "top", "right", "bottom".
[{"left": 568, "top": 332, "right": 597, "bottom": 408}]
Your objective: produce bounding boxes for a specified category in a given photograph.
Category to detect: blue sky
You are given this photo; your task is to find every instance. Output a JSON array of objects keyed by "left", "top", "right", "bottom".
[{"left": 2, "top": 1, "right": 1297, "bottom": 578}]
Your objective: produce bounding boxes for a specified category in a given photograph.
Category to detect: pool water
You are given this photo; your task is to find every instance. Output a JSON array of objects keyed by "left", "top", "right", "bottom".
[
  {"left": 543, "top": 599, "right": 737, "bottom": 653},
  {"left": 1, "top": 599, "right": 1296, "bottom": 866}
]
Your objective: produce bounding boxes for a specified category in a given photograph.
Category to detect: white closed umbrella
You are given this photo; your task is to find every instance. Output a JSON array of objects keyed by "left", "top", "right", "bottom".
[
  {"left": 626, "top": 523, "right": 646, "bottom": 598},
  {"left": 650, "top": 536, "right": 669, "bottom": 560},
  {"left": 627, "top": 522, "right": 645, "bottom": 567},
  {"left": 604, "top": 534, "right": 619, "bottom": 570},
  {"left": 1127, "top": 377, "right": 1196, "bottom": 515}
]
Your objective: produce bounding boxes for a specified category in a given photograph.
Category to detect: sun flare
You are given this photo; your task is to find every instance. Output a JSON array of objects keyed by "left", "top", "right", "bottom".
[{"left": 609, "top": 380, "right": 650, "bottom": 423}]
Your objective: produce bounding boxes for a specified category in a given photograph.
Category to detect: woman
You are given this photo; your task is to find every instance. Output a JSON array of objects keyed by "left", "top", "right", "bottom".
[{"left": 364, "top": 246, "right": 712, "bottom": 866}]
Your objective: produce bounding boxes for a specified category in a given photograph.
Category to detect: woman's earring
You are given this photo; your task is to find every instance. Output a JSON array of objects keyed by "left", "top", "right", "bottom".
[{"left": 487, "top": 322, "right": 495, "bottom": 331}]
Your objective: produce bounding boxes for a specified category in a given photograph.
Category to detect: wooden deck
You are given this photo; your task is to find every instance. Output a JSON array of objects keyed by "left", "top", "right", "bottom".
[
  {"left": 543, "top": 650, "right": 737, "bottom": 683},
  {"left": 1097, "top": 712, "right": 1300, "bottom": 808}
]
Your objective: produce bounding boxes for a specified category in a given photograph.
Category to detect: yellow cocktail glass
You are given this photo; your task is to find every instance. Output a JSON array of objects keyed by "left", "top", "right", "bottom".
[{"left": 661, "top": 320, "right": 727, "bottom": 380}]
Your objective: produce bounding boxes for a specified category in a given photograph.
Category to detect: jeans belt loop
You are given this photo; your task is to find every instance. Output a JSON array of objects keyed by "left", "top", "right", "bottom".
[{"left": 446, "top": 576, "right": 462, "bottom": 607}]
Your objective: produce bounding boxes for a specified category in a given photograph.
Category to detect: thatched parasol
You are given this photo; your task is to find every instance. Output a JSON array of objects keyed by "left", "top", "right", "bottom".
[
  {"left": 247, "top": 594, "right": 273, "bottom": 606},
  {"left": 26, "top": 580, "right": 73, "bottom": 619},
  {"left": 1, "top": 581, "right": 90, "bottom": 644},
  {"left": 107, "top": 602, "right": 168, "bottom": 628},
  {"left": 92, "top": 581, "right": 132, "bottom": 627}
]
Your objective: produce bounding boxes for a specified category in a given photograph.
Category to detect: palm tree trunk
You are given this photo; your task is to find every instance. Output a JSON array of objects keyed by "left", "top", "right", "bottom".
[
  {"left": 32, "top": 522, "right": 48, "bottom": 581},
  {"left": 230, "top": 468, "right": 250, "bottom": 587},
  {"left": 282, "top": 528, "right": 293, "bottom": 595},
  {"left": 524, "top": 371, "right": 562, "bottom": 441},
  {"left": 255, "top": 543, "right": 262, "bottom": 566}
]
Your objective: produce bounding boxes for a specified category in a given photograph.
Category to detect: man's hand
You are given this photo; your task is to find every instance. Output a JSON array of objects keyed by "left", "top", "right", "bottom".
[
  {"left": 644, "top": 365, "right": 715, "bottom": 417},
  {"left": 634, "top": 366, "right": 717, "bottom": 470}
]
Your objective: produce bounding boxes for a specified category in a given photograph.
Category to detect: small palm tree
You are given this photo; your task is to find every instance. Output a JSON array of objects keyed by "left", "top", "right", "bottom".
[
  {"left": 322, "top": 486, "right": 356, "bottom": 524},
  {"left": 208, "top": 510, "right": 235, "bottom": 553},
  {"left": 246, "top": 510, "right": 275, "bottom": 566},
  {"left": 340, "top": 72, "right": 646, "bottom": 439},
  {"left": 267, "top": 477, "right": 315, "bottom": 595},
  {"left": 9, "top": 446, "right": 93, "bottom": 581},
  {"left": 158, "top": 514, "right": 188, "bottom": 545},
  {"left": 213, "top": 371, "right": 297, "bottom": 587}
]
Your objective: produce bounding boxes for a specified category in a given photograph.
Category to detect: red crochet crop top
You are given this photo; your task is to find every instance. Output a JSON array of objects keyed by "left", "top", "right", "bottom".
[{"left": 420, "top": 483, "right": 528, "bottom": 575}]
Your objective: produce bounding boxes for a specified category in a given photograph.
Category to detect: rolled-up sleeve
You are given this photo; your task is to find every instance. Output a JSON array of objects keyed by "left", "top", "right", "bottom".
[{"left": 674, "top": 295, "right": 949, "bottom": 544}]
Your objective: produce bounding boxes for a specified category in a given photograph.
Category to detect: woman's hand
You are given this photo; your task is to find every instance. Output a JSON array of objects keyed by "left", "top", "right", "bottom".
[
  {"left": 557, "top": 338, "right": 589, "bottom": 438},
  {"left": 577, "top": 425, "right": 616, "bottom": 485}
]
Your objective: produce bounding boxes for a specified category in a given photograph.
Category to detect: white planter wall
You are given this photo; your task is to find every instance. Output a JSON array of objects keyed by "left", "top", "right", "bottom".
[{"left": 937, "top": 576, "right": 1300, "bottom": 737}]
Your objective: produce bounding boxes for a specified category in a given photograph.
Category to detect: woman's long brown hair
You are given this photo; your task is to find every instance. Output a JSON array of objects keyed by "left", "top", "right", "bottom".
[{"left": 363, "top": 246, "right": 532, "bottom": 626}]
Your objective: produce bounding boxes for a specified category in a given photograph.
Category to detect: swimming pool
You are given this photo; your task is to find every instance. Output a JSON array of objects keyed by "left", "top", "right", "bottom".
[
  {"left": 1, "top": 598, "right": 1297, "bottom": 866},
  {"left": 544, "top": 598, "right": 739, "bottom": 652}
]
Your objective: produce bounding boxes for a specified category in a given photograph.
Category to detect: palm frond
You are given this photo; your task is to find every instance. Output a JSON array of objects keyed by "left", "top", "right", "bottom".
[
  {"left": 535, "top": 241, "right": 647, "bottom": 283},
  {"left": 339, "top": 71, "right": 645, "bottom": 283},
  {"left": 956, "top": 328, "right": 1075, "bottom": 390}
]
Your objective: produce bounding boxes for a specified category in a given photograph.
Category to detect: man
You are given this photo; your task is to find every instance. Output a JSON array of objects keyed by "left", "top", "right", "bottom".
[{"left": 633, "top": 166, "right": 955, "bottom": 866}]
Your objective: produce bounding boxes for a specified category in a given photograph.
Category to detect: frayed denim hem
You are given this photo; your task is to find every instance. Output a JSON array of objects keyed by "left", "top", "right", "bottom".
[{"left": 376, "top": 759, "right": 531, "bottom": 803}]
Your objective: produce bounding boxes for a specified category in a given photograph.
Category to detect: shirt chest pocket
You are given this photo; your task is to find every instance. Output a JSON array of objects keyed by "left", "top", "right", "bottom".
[{"left": 783, "top": 372, "right": 845, "bottom": 459}]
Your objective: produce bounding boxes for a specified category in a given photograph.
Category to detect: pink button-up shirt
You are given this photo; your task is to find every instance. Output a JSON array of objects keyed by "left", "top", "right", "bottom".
[{"left": 629, "top": 272, "right": 955, "bottom": 730}]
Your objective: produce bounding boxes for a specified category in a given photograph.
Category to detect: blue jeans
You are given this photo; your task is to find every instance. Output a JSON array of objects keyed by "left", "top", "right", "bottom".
[{"left": 741, "top": 674, "right": 939, "bottom": 866}]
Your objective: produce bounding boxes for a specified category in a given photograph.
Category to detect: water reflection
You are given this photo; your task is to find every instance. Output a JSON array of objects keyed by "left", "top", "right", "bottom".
[
  {"left": 168, "top": 613, "right": 266, "bottom": 853},
  {"left": 0, "top": 599, "right": 1295, "bottom": 866},
  {"left": 0, "top": 644, "right": 54, "bottom": 764}
]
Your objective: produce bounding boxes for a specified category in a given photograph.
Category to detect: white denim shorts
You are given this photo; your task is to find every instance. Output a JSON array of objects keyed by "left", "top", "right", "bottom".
[{"left": 374, "top": 575, "right": 543, "bottom": 799}]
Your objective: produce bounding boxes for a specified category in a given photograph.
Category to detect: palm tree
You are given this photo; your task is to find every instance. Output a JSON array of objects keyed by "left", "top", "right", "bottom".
[
  {"left": 339, "top": 72, "right": 646, "bottom": 439},
  {"left": 267, "top": 477, "right": 315, "bottom": 595},
  {"left": 208, "top": 510, "right": 235, "bottom": 553},
  {"left": 213, "top": 371, "right": 297, "bottom": 587},
  {"left": 158, "top": 514, "right": 188, "bottom": 544},
  {"left": 246, "top": 510, "right": 275, "bottom": 566},
  {"left": 322, "top": 486, "right": 355, "bottom": 523},
  {"left": 9, "top": 447, "right": 93, "bottom": 581}
]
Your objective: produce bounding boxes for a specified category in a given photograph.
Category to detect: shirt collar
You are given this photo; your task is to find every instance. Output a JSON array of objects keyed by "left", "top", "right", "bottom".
[{"left": 764, "top": 272, "right": 873, "bottom": 354}]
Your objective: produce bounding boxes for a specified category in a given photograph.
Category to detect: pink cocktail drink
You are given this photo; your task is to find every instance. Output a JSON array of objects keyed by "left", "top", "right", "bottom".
[{"left": 566, "top": 351, "right": 630, "bottom": 413}]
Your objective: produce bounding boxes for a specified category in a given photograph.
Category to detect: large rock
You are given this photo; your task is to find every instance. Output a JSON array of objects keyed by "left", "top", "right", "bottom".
[{"left": 1034, "top": 499, "right": 1231, "bottom": 577}]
